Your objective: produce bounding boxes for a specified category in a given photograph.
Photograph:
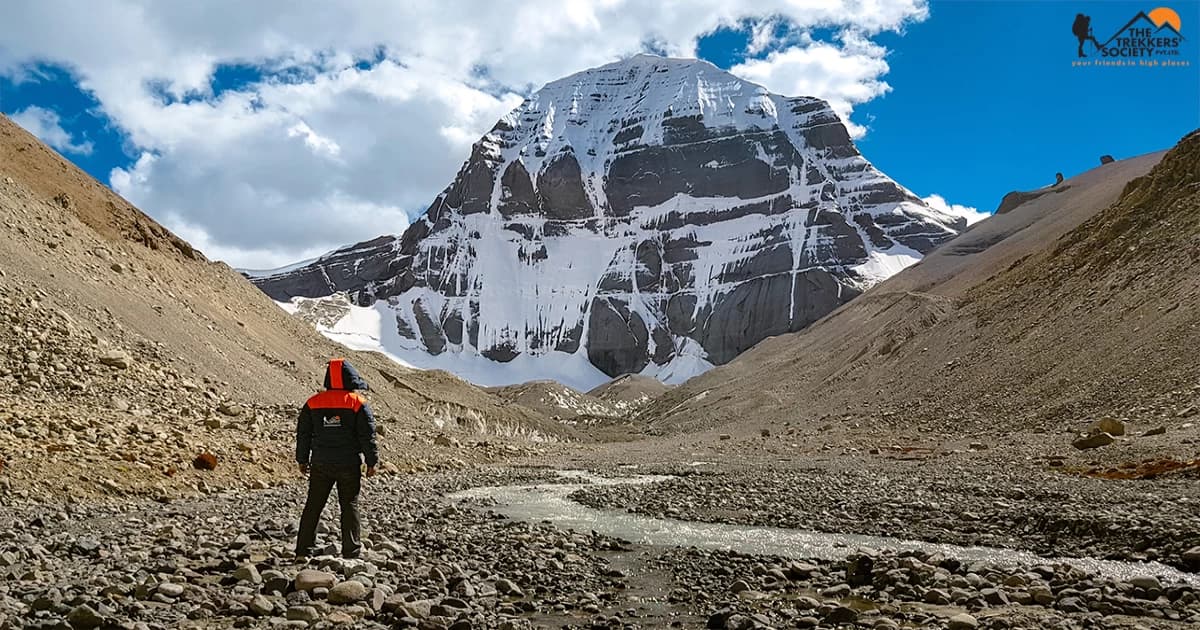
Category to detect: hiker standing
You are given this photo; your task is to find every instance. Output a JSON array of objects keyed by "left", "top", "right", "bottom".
[
  {"left": 295, "top": 358, "right": 379, "bottom": 559},
  {"left": 1073, "top": 14, "right": 1103, "bottom": 57}
]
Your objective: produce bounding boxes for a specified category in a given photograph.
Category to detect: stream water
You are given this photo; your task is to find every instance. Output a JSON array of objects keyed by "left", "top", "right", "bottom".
[{"left": 450, "top": 471, "right": 1200, "bottom": 587}]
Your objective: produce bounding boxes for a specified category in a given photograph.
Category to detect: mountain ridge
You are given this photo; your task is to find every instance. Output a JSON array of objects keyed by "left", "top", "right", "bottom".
[{"left": 250, "top": 55, "right": 971, "bottom": 388}]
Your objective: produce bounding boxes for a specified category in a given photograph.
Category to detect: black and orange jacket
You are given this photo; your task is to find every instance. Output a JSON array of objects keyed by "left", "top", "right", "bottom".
[{"left": 296, "top": 359, "right": 379, "bottom": 467}]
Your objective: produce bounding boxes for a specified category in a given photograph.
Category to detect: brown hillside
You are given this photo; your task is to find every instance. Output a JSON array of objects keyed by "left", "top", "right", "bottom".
[
  {"left": 641, "top": 135, "right": 1199, "bottom": 447},
  {"left": 0, "top": 114, "right": 567, "bottom": 504}
]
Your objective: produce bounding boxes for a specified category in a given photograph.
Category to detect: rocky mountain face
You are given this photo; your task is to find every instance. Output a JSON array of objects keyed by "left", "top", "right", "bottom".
[{"left": 251, "top": 55, "right": 967, "bottom": 384}]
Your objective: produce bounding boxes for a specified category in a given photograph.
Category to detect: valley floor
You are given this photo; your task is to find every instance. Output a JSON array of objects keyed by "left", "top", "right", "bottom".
[{"left": 1, "top": 426, "right": 1199, "bottom": 630}]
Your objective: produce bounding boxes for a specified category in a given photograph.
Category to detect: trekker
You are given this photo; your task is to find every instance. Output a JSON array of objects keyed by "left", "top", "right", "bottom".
[
  {"left": 1073, "top": 14, "right": 1103, "bottom": 58},
  {"left": 295, "top": 358, "right": 379, "bottom": 559}
]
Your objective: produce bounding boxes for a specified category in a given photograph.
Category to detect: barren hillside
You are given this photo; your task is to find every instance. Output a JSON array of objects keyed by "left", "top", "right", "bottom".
[
  {"left": 641, "top": 134, "right": 1199, "bottom": 446},
  {"left": 0, "top": 114, "right": 569, "bottom": 504}
]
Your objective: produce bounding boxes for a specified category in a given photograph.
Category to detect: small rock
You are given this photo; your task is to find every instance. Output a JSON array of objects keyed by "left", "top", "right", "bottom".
[
  {"left": 1130, "top": 575, "right": 1161, "bottom": 591},
  {"left": 249, "top": 595, "right": 274, "bottom": 616},
  {"left": 948, "top": 613, "right": 978, "bottom": 630},
  {"left": 495, "top": 578, "right": 523, "bottom": 596},
  {"left": 1142, "top": 426, "right": 1166, "bottom": 437},
  {"left": 233, "top": 564, "right": 262, "bottom": 584},
  {"left": 327, "top": 610, "right": 355, "bottom": 625},
  {"left": 286, "top": 605, "right": 321, "bottom": 622},
  {"left": 218, "top": 403, "right": 243, "bottom": 417},
  {"left": 157, "top": 582, "right": 185, "bottom": 598},
  {"left": 98, "top": 350, "right": 132, "bottom": 369},
  {"left": 1100, "top": 154, "right": 1115, "bottom": 164},
  {"left": 434, "top": 434, "right": 460, "bottom": 448},
  {"left": 1094, "top": 417, "right": 1126, "bottom": 436},
  {"left": 67, "top": 604, "right": 105, "bottom": 629},
  {"left": 1072, "top": 432, "right": 1115, "bottom": 450},
  {"left": 730, "top": 579, "right": 751, "bottom": 594},
  {"left": 192, "top": 452, "right": 218, "bottom": 470},
  {"left": 110, "top": 262, "right": 125, "bottom": 273},
  {"left": 295, "top": 569, "right": 336, "bottom": 592},
  {"left": 328, "top": 580, "right": 369, "bottom": 604},
  {"left": 822, "top": 605, "right": 858, "bottom": 625},
  {"left": 719, "top": 434, "right": 732, "bottom": 441}
]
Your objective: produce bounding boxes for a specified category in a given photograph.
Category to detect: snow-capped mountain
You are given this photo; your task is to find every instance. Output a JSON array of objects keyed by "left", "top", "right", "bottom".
[{"left": 251, "top": 55, "right": 967, "bottom": 389}]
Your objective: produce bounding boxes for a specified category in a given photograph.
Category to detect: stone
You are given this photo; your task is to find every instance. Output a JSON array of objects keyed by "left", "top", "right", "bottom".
[
  {"left": 981, "top": 587, "right": 1008, "bottom": 605},
  {"left": 923, "top": 588, "right": 952, "bottom": 605},
  {"left": 719, "top": 434, "right": 732, "bottom": 441},
  {"left": 233, "top": 564, "right": 262, "bottom": 584},
  {"left": 110, "top": 262, "right": 125, "bottom": 273},
  {"left": 821, "top": 583, "right": 851, "bottom": 598},
  {"left": 327, "top": 610, "right": 355, "bottom": 624},
  {"left": 1142, "top": 426, "right": 1166, "bottom": 437},
  {"left": 1054, "top": 172, "right": 1064, "bottom": 185},
  {"left": 822, "top": 605, "right": 858, "bottom": 625},
  {"left": 67, "top": 604, "right": 105, "bottom": 629},
  {"left": 192, "top": 452, "right": 218, "bottom": 470},
  {"left": 218, "top": 403, "right": 243, "bottom": 417},
  {"left": 157, "top": 582, "right": 185, "bottom": 598},
  {"left": 1093, "top": 417, "right": 1126, "bottom": 436},
  {"left": 249, "top": 595, "right": 275, "bottom": 616},
  {"left": 1072, "top": 432, "right": 1115, "bottom": 450},
  {"left": 328, "top": 580, "right": 369, "bottom": 604},
  {"left": 1183, "top": 546, "right": 1200, "bottom": 567},
  {"left": 1130, "top": 575, "right": 1161, "bottom": 591},
  {"left": 1100, "top": 154, "right": 1115, "bottom": 164},
  {"left": 434, "top": 434, "right": 461, "bottom": 448},
  {"left": 295, "top": 569, "right": 336, "bottom": 592},
  {"left": 947, "top": 613, "right": 978, "bottom": 630},
  {"left": 495, "top": 578, "right": 523, "bottom": 596},
  {"left": 286, "top": 605, "right": 321, "bottom": 622},
  {"left": 729, "top": 579, "right": 751, "bottom": 594},
  {"left": 98, "top": 350, "right": 132, "bottom": 369}
]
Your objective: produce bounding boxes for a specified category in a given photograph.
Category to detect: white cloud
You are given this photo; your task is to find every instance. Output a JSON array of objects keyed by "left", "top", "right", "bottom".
[
  {"left": 922, "top": 194, "right": 990, "bottom": 226},
  {"left": 731, "top": 32, "right": 893, "bottom": 138},
  {"left": 9, "top": 106, "right": 94, "bottom": 155},
  {"left": 0, "top": 0, "right": 931, "bottom": 267}
]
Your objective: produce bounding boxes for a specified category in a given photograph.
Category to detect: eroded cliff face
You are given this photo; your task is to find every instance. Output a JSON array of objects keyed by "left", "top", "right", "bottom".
[{"left": 251, "top": 55, "right": 965, "bottom": 384}]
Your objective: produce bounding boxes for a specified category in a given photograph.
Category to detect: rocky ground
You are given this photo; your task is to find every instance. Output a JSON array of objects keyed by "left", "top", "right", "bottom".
[
  {"left": 570, "top": 454, "right": 1200, "bottom": 573},
  {"left": 0, "top": 463, "right": 1198, "bottom": 630}
]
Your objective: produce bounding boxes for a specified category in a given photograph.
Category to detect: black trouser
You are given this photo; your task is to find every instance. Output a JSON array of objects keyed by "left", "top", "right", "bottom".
[{"left": 296, "top": 463, "right": 362, "bottom": 558}]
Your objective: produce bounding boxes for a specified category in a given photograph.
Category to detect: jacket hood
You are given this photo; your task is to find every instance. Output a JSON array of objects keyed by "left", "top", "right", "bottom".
[{"left": 323, "top": 358, "right": 370, "bottom": 391}]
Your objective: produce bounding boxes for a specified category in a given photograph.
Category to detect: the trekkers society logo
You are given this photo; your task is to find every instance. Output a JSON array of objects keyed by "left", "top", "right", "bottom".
[{"left": 1072, "top": 6, "right": 1189, "bottom": 67}]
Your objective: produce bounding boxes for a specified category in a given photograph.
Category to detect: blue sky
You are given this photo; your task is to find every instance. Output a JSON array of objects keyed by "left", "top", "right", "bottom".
[{"left": 0, "top": 1, "right": 1197, "bottom": 266}]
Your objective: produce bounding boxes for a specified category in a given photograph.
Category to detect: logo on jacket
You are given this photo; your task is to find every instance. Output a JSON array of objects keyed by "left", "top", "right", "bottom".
[{"left": 322, "top": 414, "right": 343, "bottom": 427}]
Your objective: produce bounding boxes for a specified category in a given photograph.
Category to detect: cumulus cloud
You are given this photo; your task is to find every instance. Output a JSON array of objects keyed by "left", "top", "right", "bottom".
[
  {"left": 731, "top": 32, "right": 893, "bottom": 138},
  {"left": 10, "top": 106, "right": 94, "bottom": 155},
  {"left": 0, "top": 0, "right": 931, "bottom": 267},
  {"left": 922, "top": 194, "right": 991, "bottom": 226}
]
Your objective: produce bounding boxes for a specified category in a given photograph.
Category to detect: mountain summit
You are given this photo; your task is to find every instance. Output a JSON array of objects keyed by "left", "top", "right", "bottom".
[{"left": 250, "top": 55, "right": 968, "bottom": 388}]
